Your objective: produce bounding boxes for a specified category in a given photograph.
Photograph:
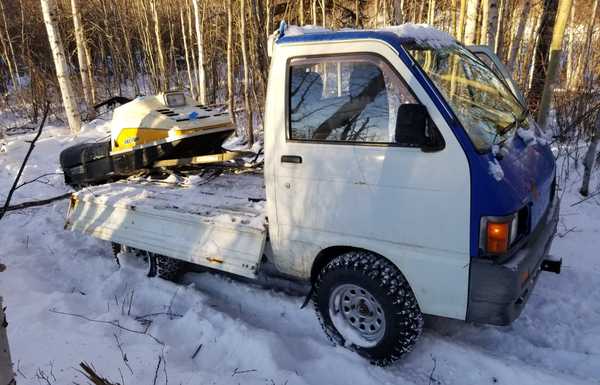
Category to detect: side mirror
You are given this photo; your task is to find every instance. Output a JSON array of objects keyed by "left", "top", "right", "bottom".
[{"left": 395, "top": 104, "right": 445, "bottom": 152}]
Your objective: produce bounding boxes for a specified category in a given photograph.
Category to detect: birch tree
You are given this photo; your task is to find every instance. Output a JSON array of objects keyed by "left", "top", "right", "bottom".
[
  {"left": 150, "top": 0, "right": 168, "bottom": 90},
  {"left": 580, "top": 0, "right": 599, "bottom": 89},
  {"left": 507, "top": 0, "right": 531, "bottom": 71},
  {"left": 70, "top": 0, "right": 94, "bottom": 117},
  {"left": 0, "top": 1, "right": 18, "bottom": 91},
  {"left": 181, "top": 8, "right": 196, "bottom": 99},
  {"left": 527, "top": 0, "right": 559, "bottom": 117},
  {"left": 580, "top": 111, "right": 600, "bottom": 196},
  {"left": 192, "top": 0, "right": 207, "bottom": 104},
  {"left": 240, "top": 0, "right": 253, "bottom": 146},
  {"left": 486, "top": 0, "right": 498, "bottom": 47},
  {"left": 537, "top": 0, "right": 573, "bottom": 128},
  {"left": 41, "top": 0, "right": 81, "bottom": 134},
  {"left": 463, "top": 0, "right": 480, "bottom": 44},
  {"left": 227, "top": 0, "right": 235, "bottom": 125}
]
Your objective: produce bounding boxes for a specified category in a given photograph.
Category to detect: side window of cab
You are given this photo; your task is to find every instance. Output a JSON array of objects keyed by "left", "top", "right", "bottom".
[{"left": 288, "top": 54, "right": 422, "bottom": 146}]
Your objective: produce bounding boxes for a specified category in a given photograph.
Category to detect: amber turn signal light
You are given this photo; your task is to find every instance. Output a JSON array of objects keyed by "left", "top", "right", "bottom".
[{"left": 486, "top": 221, "right": 510, "bottom": 254}]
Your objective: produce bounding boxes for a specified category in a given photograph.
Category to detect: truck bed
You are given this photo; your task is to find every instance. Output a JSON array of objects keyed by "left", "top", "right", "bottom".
[{"left": 65, "top": 171, "right": 267, "bottom": 278}]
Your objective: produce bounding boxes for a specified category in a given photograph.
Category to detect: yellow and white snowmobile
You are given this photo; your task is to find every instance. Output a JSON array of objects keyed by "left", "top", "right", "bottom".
[{"left": 60, "top": 91, "right": 235, "bottom": 187}]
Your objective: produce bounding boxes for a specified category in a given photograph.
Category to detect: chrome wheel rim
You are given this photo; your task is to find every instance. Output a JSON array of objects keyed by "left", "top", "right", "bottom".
[{"left": 328, "top": 283, "right": 386, "bottom": 348}]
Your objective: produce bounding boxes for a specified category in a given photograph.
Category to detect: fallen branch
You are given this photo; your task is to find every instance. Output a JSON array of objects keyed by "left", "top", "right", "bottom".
[
  {"left": 0, "top": 192, "right": 71, "bottom": 215},
  {"left": 0, "top": 102, "right": 50, "bottom": 221},
  {"left": 113, "top": 333, "right": 133, "bottom": 375},
  {"left": 49, "top": 308, "right": 164, "bottom": 345},
  {"left": 15, "top": 172, "right": 63, "bottom": 191},
  {"left": 191, "top": 344, "right": 202, "bottom": 359},
  {"left": 78, "top": 362, "right": 118, "bottom": 385},
  {"left": 570, "top": 188, "right": 600, "bottom": 207}
]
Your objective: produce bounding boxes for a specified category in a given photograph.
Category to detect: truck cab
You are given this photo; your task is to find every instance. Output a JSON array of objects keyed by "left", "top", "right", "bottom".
[{"left": 66, "top": 24, "right": 560, "bottom": 365}]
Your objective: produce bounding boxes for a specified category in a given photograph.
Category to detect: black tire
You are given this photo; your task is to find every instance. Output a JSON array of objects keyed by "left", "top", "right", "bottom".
[
  {"left": 146, "top": 253, "right": 186, "bottom": 281},
  {"left": 313, "top": 251, "right": 423, "bottom": 366}
]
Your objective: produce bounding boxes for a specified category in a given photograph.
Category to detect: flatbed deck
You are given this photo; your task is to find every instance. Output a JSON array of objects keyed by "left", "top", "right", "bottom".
[{"left": 66, "top": 171, "right": 267, "bottom": 278}]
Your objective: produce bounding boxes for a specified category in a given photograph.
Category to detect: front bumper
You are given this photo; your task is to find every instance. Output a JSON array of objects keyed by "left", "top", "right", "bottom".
[{"left": 466, "top": 195, "right": 561, "bottom": 325}]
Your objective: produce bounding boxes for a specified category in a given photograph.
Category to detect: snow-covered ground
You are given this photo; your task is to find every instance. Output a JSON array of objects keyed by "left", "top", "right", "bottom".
[{"left": 1, "top": 122, "right": 599, "bottom": 385}]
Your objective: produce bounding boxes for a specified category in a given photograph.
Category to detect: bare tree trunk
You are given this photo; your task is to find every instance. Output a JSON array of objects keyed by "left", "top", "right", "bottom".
[
  {"left": 565, "top": 2, "right": 576, "bottom": 90},
  {"left": 227, "top": 0, "right": 236, "bottom": 125},
  {"left": 464, "top": 0, "right": 480, "bottom": 44},
  {"left": 580, "top": 111, "right": 600, "bottom": 196},
  {"left": 537, "top": 0, "right": 573, "bottom": 128},
  {"left": 580, "top": 0, "right": 599, "bottom": 89},
  {"left": 428, "top": 0, "right": 436, "bottom": 25},
  {"left": 181, "top": 8, "right": 196, "bottom": 99},
  {"left": 457, "top": 0, "right": 467, "bottom": 41},
  {"left": 192, "top": 0, "right": 207, "bottom": 104},
  {"left": 393, "top": 0, "right": 404, "bottom": 24},
  {"left": 0, "top": 1, "right": 18, "bottom": 91},
  {"left": 494, "top": 0, "right": 506, "bottom": 56},
  {"left": 312, "top": 0, "right": 317, "bottom": 24},
  {"left": 40, "top": 0, "right": 81, "bottom": 134},
  {"left": 240, "top": 0, "right": 253, "bottom": 146},
  {"left": 486, "top": 0, "right": 498, "bottom": 47},
  {"left": 0, "top": 296, "right": 15, "bottom": 385},
  {"left": 507, "top": 0, "right": 531, "bottom": 71},
  {"left": 527, "top": 0, "right": 559, "bottom": 117},
  {"left": 480, "top": 0, "right": 488, "bottom": 44},
  {"left": 150, "top": 0, "right": 167, "bottom": 90},
  {"left": 70, "top": 0, "right": 94, "bottom": 117}
]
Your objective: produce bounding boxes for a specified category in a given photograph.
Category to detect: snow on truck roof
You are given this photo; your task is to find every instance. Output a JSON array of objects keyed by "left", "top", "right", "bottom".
[{"left": 278, "top": 23, "right": 456, "bottom": 49}]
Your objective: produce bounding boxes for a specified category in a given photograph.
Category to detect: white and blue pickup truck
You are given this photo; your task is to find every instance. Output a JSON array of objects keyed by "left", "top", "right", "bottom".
[{"left": 65, "top": 23, "right": 561, "bottom": 365}]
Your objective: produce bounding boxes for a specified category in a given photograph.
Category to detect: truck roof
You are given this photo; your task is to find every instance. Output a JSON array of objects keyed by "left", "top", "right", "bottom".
[{"left": 276, "top": 23, "right": 456, "bottom": 50}]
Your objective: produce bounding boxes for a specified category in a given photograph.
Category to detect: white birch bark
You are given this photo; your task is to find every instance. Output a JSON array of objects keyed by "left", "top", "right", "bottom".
[
  {"left": 180, "top": 8, "right": 196, "bottom": 100},
  {"left": 70, "top": 0, "right": 94, "bottom": 116},
  {"left": 580, "top": 112, "right": 600, "bottom": 196},
  {"left": 0, "top": 1, "right": 18, "bottom": 90},
  {"left": 192, "top": 0, "right": 207, "bottom": 104},
  {"left": 40, "top": 0, "right": 81, "bottom": 134},
  {"left": 464, "top": 0, "right": 480, "bottom": 44}
]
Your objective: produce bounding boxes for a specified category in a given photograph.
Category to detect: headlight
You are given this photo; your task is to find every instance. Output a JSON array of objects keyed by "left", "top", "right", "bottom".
[{"left": 481, "top": 213, "right": 519, "bottom": 255}]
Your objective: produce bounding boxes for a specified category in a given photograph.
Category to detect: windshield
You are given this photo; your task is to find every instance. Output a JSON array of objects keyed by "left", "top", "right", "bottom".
[{"left": 404, "top": 43, "right": 526, "bottom": 151}]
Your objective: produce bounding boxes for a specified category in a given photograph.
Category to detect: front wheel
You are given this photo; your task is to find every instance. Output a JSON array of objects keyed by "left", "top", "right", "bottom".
[{"left": 313, "top": 251, "right": 423, "bottom": 366}]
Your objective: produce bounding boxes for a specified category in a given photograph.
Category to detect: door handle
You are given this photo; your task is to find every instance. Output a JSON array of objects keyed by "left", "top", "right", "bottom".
[{"left": 281, "top": 155, "right": 302, "bottom": 164}]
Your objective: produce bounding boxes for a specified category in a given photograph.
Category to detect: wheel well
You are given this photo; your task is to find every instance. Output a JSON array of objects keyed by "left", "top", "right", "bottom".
[{"left": 310, "top": 246, "right": 374, "bottom": 283}]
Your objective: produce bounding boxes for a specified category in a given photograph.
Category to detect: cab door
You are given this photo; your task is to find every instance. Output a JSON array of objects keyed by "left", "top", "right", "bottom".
[{"left": 264, "top": 40, "right": 472, "bottom": 319}]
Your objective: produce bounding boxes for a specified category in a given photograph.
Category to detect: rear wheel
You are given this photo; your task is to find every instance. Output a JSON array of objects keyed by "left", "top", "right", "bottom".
[
  {"left": 112, "top": 243, "right": 186, "bottom": 281},
  {"left": 313, "top": 251, "right": 423, "bottom": 365},
  {"left": 146, "top": 252, "right": 186, "bottom": 281}
]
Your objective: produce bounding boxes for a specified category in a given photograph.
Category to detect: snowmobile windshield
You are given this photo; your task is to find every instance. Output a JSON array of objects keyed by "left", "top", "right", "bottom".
[{"left": 404, "top": 42, "right": 526, "bottom": 152}]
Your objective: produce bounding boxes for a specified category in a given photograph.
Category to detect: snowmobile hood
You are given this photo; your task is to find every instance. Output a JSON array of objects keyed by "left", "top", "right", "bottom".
[{"left": 110, "top": 92, "right": 234, "bottom": 154}]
